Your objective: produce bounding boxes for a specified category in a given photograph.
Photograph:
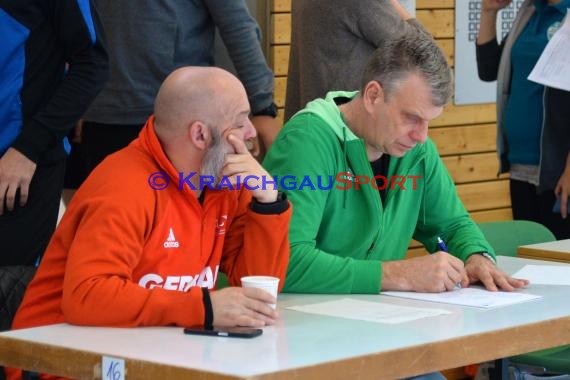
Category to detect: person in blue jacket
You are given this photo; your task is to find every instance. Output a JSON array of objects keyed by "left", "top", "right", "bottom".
[{"left": 0, "top": 0, "right": 108, "bottom": 267}]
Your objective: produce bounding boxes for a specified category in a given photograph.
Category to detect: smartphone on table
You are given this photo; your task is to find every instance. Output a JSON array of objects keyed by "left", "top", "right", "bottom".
[{"left": 183, "top": 325, "right": 262, "bottom": 339}]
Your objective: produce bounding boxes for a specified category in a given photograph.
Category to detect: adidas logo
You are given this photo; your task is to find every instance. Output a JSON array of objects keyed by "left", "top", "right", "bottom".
[{"left": 163, "top": 228, "right": 180, "bottom": 248}]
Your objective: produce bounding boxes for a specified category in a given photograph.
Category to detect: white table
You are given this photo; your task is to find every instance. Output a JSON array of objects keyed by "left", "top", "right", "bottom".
[
  {"left": 518, "top": 239, "right": 570, "bottom": 262},
  {"left": 1, "top": 256, "right": 570, "bottom": 379}
]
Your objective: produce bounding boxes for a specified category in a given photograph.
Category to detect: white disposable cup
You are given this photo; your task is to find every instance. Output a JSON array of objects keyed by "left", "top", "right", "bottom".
[{"left": 241, "top": 276, "right": 280, "bottom": 309}]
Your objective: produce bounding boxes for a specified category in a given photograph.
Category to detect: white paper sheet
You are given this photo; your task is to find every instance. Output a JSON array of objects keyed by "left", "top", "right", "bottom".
[
  {"left": 528, "top": 12, "right": 570, "bottom": 91},
  {"left": 382, "top": 287, "right": 541, "bottom": 309},
  {"left": 513, "top": 265, "right": 570, "bottom": 286},
  {"left": 286, "top": 298, "right": 450, "bottom": 324}
]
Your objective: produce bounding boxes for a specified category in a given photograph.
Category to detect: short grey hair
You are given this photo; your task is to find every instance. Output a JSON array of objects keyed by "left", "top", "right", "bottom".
[{"left": 360, "top": 28, "right": 453, "bottom": 107}]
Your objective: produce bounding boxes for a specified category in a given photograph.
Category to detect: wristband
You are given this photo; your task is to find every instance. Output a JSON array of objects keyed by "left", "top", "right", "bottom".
[
  {"left": 473, "top": 251, "right": 496, "bottom": 264},
  {"left": 252, "top": 102, "right": 278, "bottom": 118}
]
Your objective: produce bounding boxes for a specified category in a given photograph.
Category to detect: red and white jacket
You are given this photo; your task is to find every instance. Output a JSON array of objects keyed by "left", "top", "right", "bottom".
[{"left": 12, "top": 116, "right": 291, "bottom": 331}]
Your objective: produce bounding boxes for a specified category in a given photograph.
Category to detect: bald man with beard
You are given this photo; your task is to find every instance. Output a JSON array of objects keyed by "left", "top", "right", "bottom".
[{"left": 9, "top": 67, "right": 291, "bottom": 355}]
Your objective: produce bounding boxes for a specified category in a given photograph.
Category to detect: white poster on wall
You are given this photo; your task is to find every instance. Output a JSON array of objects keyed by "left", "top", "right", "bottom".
[
  {"left": 399, "top": 0, "right": 416, "bottom": 17},
  {"left": 454, "top": 0, "right": 524, "bottom": 105}
]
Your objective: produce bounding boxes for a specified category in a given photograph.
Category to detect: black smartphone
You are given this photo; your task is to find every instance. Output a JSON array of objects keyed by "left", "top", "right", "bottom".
[{"left": 183, "top": 326, "right": 263, "bottom": 339}]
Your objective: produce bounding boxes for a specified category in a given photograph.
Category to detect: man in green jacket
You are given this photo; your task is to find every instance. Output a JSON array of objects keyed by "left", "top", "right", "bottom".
[{"left": 264, "top": 28, "right": 527, "bottom": 295}]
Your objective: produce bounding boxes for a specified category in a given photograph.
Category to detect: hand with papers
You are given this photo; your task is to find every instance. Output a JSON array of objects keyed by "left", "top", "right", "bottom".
[
  {"left": 464, "top": 254, "right": 529, "bottom": 292},
  {"left": 381, "top": 252, "right": 468, "bottom": 293}
]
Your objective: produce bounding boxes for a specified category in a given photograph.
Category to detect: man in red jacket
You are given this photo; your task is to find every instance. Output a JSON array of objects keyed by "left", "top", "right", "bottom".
[{"left": 11, "top": 66, "right": 291, "bottom": 342}]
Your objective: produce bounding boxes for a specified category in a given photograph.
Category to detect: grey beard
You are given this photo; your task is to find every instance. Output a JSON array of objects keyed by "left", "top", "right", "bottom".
[{"left": 200, "top": 129, "right": 227, "bottom": 188}]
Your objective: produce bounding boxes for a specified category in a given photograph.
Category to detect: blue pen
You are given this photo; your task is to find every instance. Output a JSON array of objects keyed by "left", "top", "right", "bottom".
[
  {"left": 436, "top": 236, "right": 448, "bottom": 253},
  {"left": 436, "top": 236, "right": 461, "bottom": 290}
]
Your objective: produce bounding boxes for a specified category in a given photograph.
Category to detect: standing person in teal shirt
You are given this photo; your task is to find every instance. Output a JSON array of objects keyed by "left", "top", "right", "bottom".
[
  {"left": 476, "top": 0, "right": 570, "bottom": 239},
  {"left": 264, "top": 29, "right": 528, "bottom": 295}
]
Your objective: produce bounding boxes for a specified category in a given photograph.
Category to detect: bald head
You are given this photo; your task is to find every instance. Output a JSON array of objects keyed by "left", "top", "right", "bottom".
[
  {"left": 154, "top": 67, "right": 248, "bottom": 138},
  {"left": 151, "top": 66, "right": 257, "bottom": 178}
]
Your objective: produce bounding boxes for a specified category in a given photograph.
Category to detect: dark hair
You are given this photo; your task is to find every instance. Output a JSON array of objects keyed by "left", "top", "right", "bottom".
[{"left": 360, "top": 28, "right": 453, "bottom": 107}]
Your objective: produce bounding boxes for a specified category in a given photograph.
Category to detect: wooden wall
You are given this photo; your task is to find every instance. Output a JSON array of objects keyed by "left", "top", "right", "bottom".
[{"left": 268, "top": 0, "right": 512, "bottom": 256}]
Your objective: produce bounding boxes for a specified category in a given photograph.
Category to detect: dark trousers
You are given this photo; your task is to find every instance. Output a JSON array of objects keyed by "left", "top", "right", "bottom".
[
  {"left": 510, "top": 179, "right": 570, "bottom": 239},
  {"left": 0, "top": 159, "right": 65, "bottom": 266},
  {"left": 64, "top": 121, "right": 143, "bottom": 189},
  {"left": 82, "top": 121, "right": 143, "bottom": 174}
]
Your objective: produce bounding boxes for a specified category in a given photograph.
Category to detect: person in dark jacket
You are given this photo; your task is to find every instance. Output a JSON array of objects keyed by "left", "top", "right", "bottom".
[
  {"left": 69, "top": 0, "right": 279, "bottom": 198},
  {"left": 0, "top": 0, "right": 108, "bottom": 267},
  {"left": 476, "top": 0, "right": 570, "bottom": 238}
]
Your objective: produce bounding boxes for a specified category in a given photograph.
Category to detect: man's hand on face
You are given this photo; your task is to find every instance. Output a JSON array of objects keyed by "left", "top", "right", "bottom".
[
  {"left": 221, "top": 134, "right": 278, "bottom": 203},
  {"left": 209, "top": 287, "right": 278, "bottom": 327},
  {"left": 382, "top": 252, "right": 468, "bottom": 292},
  {"left": 464, "top": 254, "right": 528, "bottom": 291},
  {"left": 245, "top": 137, "right": 260, "bottom": 158}
]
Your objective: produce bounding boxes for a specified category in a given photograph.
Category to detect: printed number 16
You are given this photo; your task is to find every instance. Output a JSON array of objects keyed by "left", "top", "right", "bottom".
[{"left": 105, "top": 361, "right": 121, "bottom": 380}]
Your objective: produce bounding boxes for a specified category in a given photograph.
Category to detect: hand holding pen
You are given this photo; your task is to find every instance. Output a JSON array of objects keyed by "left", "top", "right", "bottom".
[
  {"left": 436, "top": 236, "right": 462, "bottom": 290},
  {"left": 435, "top": 236, "right": 529, "bottom": 292},
  {"left": 381, "top": 238, "right": 467, "bottom": 293}
]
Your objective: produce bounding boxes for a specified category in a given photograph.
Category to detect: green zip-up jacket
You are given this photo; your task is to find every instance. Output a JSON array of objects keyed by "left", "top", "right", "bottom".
[{"left": 264, "top": 91, "right": 495, "bottom": 294}]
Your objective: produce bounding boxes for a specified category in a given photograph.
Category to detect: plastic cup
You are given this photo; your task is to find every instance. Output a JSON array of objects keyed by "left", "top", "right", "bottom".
[{"left": 241, "top": 276, "right": 280, "bottom": 309}]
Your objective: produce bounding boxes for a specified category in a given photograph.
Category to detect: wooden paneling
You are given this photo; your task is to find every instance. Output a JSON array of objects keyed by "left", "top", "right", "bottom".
[
  {"left": 442, "top": 152, "right": 507, "bottom": 184},
  {"left": 432, "top": 103, "right": 497, "bottom": 127},
  {"left": 470, "top": 208, "right": 513, "bottom": 223},
  {"left": 274, "top": 76, "right": 287, "bottom": 108},
  {"left": 271, "top": 14, "right": 291, "bottom": 44},
  {"left": 437, "top": 38, "right": 454, "bottom": 66},
  {"left": 417, "top": 10, "right": 454, "bottom": 38},
  {"left": 272, "top": 0, "right": 291, "bottom": 13},
  {"left": 417, "top": 0, "right": 454, "bottom": 8},
  {"left": 410, "top": 239, "right": 423, "bottom": 248},
  {"left": 406, "top": 247, "right": 429, "bottom": 258},
  {"left": 271, "top": 45, "right": 290, "bottom": 76},
  {"left": 276, "top": 110, "right": 285, "bottom": 128},
  {"left": 457, "top": 180, "right": 511, "bottom": 212},
  {"left": 430, "top": 124, "right": 496, "bottom": 156}
]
